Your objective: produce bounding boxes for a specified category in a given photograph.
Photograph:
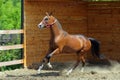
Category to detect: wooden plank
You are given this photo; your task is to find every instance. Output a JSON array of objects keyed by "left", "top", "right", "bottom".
[
  {"left": 0, "top": 59, "right": 23, "bottom": 67},
  {"left": 0, "top": 44, "right": 23, "bottom": 50},
  {"left": 0, "top": 30, "right": 24, "bottom": 34}
]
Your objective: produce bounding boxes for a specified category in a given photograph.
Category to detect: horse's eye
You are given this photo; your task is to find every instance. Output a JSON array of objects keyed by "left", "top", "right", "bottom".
[{"left": 45, "top": 18, "right": 49, "bottom": 21}]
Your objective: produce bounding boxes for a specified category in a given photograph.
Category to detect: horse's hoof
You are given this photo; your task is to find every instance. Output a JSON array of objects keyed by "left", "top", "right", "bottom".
[
  {"left": 80, "top": 68, "right": 84, "bottom": 72},
  {"left": 47, "top": 64, "right": 53, "bottom": 69},
  {"left": 66, "top": 69, "right": 73, "bottom": 76},
  {"left": 66, "top": 72, "right": 71, "bottom": 76},
  {"left": 37, "top": 69, "right": 41, "bottom": 74},
  {"left": 66, "top": 72, "right": 70, "bottom": 76},
  {"left": 37, "top": 71, "right": 41, "bottom": 74},
  {"left": 47, "top": 62, "right": 53, "bottom": 69},
  {"left": 37, "top": 72, "right": 40, "bottom": 74},
  {"left": 59, "top": 69, "right": 67, "bottom": 76}
]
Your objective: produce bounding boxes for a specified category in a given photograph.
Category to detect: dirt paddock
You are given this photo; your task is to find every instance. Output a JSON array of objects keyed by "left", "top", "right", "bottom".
[{"left": 0, "top": 60, "right": 120, "bottom": 80}]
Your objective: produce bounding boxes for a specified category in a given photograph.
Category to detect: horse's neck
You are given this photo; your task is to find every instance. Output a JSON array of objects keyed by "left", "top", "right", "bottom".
[{"left": 50, "top": 20, "right": 63, "bottom": 37}]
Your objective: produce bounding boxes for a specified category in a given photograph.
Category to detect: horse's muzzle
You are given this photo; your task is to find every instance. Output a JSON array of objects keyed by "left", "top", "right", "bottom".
[{"left": 38, "top": 24, "right": 41, "bottom": 29}]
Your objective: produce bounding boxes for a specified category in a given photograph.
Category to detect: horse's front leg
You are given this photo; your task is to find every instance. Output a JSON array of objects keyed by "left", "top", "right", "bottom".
[
  {"left": 37, "top": 48, "right": 59, "bottom": 74},
  {"left": 46, "top": 44, "right": 64, "bottom": 67},
  {"left": 37, "top": 58, "right": 46, "bottom": 74},
  {"left": 46, "top": 48, "right": 60, "bottom": 69}
]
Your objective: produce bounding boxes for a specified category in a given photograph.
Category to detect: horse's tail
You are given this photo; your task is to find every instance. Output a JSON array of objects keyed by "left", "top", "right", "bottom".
[{"left": 89, "top": 38, "right": 105, "bottom": 59}]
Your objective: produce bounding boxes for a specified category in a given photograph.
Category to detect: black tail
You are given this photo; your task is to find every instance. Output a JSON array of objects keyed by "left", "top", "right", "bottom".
[{"left": 89, "top": 38, "right": 101, "bottom": 59}]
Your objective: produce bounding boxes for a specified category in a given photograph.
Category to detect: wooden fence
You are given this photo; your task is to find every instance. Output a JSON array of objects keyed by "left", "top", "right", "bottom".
[{"left": 0, "top": 30, "right": 24, "bottom": 67}]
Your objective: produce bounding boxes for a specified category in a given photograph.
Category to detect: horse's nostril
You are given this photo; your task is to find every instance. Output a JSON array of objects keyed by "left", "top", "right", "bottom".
[
  {"left": 38, "top": 25, "right": 41, "bottom": 28},
  {"left": 39, "top": 25, "right": 41, "bottom": 28}
]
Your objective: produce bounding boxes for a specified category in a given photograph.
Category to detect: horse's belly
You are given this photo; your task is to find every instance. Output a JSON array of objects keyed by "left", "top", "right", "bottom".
[{"left": 66, "top": 37, "right": 82, "bottom": 50}]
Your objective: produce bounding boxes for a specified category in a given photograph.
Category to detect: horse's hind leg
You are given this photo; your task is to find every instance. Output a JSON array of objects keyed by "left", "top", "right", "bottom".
[
  {"left": 80, "top": 55, "right": 85, "bottom": 72},
  {"left": 66, "top": 53, "right": 80, "bottom": 75}
]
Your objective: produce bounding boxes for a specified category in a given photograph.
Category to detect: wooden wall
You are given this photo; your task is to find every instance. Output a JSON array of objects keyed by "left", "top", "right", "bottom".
[
  {"left": 87, "top": 2, "right": 120, "bottom": 61},
  {"left": 24, "top": 0, "right": 87, "bottom": 67}
]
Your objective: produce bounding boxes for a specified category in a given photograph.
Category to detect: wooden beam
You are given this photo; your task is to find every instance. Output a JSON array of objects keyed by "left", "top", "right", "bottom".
[
  {"left": 0, "top": 30, "right": 24, "bottom": 34},
  {"left": 0, "top": 44, "right": 23, "bottom": 50},
  {"left": 0, "top": 59, "right": 23, "bottom": 67}
]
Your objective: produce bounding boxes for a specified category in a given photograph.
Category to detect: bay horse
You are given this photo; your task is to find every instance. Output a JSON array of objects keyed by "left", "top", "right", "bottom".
[{"left": 37, "top": 12, "right": 103, "bottom": 75}]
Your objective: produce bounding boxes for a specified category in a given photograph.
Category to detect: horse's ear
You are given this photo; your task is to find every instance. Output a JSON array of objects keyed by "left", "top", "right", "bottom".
[
  {"left": 49, "top": 12, "right": 53, "bottom": 16},
  {"left": 46, "top": 12, "right": 49, "bottom": 16}
]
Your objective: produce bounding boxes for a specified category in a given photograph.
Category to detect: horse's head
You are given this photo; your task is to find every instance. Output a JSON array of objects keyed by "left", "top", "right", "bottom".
[{"left": 38, "top": 12, "right": 56, "bottom": 29}]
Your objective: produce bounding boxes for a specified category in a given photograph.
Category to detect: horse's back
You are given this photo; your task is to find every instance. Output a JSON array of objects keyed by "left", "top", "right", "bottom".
[{"left": 65, "top": 34, "right": 84, "bottom": 51}]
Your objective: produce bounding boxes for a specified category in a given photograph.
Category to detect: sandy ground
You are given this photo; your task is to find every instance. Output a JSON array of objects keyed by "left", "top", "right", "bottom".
[{"left": 0, "top": 60, "right": 120, "bottom": 80}]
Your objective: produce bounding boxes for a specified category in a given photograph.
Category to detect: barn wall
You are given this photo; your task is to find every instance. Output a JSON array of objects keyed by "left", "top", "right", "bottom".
[
  {"left": 24, "top": 0, "right": 87, "bottom": 67},
  {"left": 24, "top": 1, "right": 120, "bottom": 67},
  {"left": 87, "top": 2, "right": 120, "bottom": 61}
]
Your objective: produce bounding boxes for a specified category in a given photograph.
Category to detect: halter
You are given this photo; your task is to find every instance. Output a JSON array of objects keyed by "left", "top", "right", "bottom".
[{"left": 43, "top": 19, "right": 57, "bottom": 28}]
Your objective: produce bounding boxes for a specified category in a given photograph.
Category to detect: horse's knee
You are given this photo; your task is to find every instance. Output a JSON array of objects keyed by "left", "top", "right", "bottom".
[
  {"left": 46, "top": 53, "right": 53, "bottom": 58},
  {"left": 42, "top": 57, "right": 49, "bottom": 63},
  {"left": 42, "top": 58, "right": 46, "bottom": 63},
  {"left": 46, "top": 55, "right": 51, "bottom": 59}
]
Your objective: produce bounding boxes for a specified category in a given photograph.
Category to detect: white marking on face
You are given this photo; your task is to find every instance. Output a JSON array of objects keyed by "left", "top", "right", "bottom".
[
  {"left": 38, "top": 16, "right": 49, "bottom": 29},
  {"left": 38, "top": 22, "right": 45, "bottom": 29}
]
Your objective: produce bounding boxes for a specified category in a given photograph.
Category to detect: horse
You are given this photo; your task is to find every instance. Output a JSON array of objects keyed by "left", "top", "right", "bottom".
[{"left": 37, "top": 12, "right": 103, "bottom": 75}]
